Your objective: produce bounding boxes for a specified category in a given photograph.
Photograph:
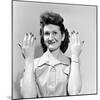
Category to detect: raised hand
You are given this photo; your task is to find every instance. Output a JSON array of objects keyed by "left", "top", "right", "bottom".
[
  {"left": 18, "top": 32, "right": 36, "bottom": 60},
  {"left": 70, "top": 30, "right": 84, "bottom": 60}
]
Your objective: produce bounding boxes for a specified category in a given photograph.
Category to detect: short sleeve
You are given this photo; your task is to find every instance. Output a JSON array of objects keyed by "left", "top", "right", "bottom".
[
  {"left": 63, "top": 57, "right": 71, "bottom": 76},
  {"left": 63, "top": 66, "right": 71, "bottom": 76},
  {"left": 34, "top": 58, "right": 41, "bottom": 69}
]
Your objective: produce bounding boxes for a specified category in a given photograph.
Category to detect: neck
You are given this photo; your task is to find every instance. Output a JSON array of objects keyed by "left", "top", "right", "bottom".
[{"left": 49, "top": 48, "right": 61, "bottom": 59}]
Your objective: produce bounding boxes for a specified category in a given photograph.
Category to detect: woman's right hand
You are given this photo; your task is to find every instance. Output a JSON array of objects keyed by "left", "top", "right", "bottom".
[
  {"left": 18, "top": 32, "right": 36, "bottom": 60},
  {"left": 19, "top": 34, "right": 37, "bottom": 98}
]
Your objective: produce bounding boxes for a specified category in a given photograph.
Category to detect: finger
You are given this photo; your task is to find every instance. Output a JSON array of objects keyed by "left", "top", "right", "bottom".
[
  {"left": 71, "top": 31, "right": 74, "bottom": 44},
  {"left": 18, "top": 43, "right": 22, "bottom": 50},
  {"left": 73, "top": 31, "right": 77, "bottom": 44},
  {"left": 18, "top": 43, "right": 25, "bottom": 59},
  {"left": 69, "top": 35, "right": 72, "bottom": 43},
  {"left": 30, "top": 32, "right": 32, "bottom": 35},
  {"left": 78, "top": 33, "right": 81, "bottom": 45},
  {"left": 31, "top": 35, "right": 36, "bottom": 46},
  {"left": 81, "top": 41, "right": 85, "bottom": 44},
  {"left": 30, "top": 33, "right": 36, "bottom": 41},
  {"left": 31, "top": 36, "right": 34, "bottom": 46},
  {"left": 27, "top": 32, "right": 34, "bottom": 45},
  {"left": 23, "top": 33, "right": 28, "bottom": 46},
  {"left": 72, "top": 30, "right": 76, "bottom": 44},
  {"left": 27, "top": 33, "right": 31, "bottom": 42},
  {"left": 76, "top": 32, "right": 80, "bottom": 44},
  {"left": 30, "top": 32, "right": 34, "bottom": 39},
  {"left": 80, "top": 41, "right": 85, "bottom": 49},
  {"left": 24, "top": 33, "right": 28, "bottom": 41},
  {"left": 73, "top": 30, "right": 75, "bottom": 34},
  {"left": 70, "top": 32, "right": 72, "bottom": 42}
]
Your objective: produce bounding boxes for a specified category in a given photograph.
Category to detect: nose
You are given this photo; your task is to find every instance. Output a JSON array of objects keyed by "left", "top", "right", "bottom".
[{"left": 49, "top": 33, "right": 54, "bottom": 40}]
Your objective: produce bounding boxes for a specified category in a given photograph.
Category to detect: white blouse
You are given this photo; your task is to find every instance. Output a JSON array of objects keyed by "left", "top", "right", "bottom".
[{"left": 33, "top": 50, "right": 71, "bottom": 97}]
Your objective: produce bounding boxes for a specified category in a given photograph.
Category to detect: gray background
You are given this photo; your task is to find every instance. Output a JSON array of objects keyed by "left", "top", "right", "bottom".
[{"left": 13, "top": 1, "right": 97, "bottom": 98}]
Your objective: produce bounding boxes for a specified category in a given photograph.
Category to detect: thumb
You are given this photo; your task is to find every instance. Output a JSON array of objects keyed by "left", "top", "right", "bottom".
[
  {"left": 80, "top": 41, "right": 85, "bottom": 49},
  {"left": 18, "top": 43, "right": 26, "bottom": 59},
  {"left": 18, "top": 43, "right": 22, "bottom": 50}
]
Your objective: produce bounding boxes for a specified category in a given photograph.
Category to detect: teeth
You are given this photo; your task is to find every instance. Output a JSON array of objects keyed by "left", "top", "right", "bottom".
[{"left": 48, "top": 41, "right": 55, "bottom": 44}]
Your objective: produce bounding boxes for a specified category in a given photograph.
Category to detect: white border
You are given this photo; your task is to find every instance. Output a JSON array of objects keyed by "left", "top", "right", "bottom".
[{"left": 0, "top": 0, "right": 99, "bottom": 100}]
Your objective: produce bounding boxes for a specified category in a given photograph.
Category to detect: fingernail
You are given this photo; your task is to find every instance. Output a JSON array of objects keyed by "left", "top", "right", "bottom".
[
  {"left": 30, "top": 32, "right": 32, "bottom": 35},
  {"left": 76, "top": 32, "right": 79, "bottom": 34},
  {"left": 34, "top": 37, "right": 36, "bottom": 40},
  {"left": 82, "top": 41, "right": 85, "bottom": 43},
  {"left": 32, "top": 34, "right": 34, "bottom": 37},
  {"left": 71, "top": 32, "right": 73, "bottom": 34},
  {"left": 26, "top": 33, "right": 28, "bottom": 36},
  {"left": 73, "top": 30, "right": 75, "bottom": 33},
  {"left": 18, "top": 43, "right": 22, "bottom": 49},
  {"left": 18, "top": 43, "right": 21, "bottom": 47}
]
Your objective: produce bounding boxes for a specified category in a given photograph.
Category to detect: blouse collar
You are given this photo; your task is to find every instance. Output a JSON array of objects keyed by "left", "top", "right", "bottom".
[{"left": 37, "top": 49, "right": 69, "bottom": 67}]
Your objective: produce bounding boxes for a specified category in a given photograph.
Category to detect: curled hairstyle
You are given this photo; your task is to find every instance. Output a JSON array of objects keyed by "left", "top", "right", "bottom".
[{"left": 40, "top": 11, "right": 70, "bottom": 53}]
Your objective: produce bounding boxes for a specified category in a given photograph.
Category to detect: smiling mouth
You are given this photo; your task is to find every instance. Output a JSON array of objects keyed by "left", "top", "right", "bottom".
[{"left": 48, "top": 41, "right": 56, "bottom": 44}]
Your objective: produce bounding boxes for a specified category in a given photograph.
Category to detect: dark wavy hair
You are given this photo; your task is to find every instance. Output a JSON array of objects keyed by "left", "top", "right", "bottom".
[{"left": 40, "top": 11, "right": 70, "bottom": 53}]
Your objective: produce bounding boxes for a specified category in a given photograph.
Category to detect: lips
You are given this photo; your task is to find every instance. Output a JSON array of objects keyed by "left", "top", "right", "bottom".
[{"left": 48, "top": 40, "right": 56, "bottom": 44}]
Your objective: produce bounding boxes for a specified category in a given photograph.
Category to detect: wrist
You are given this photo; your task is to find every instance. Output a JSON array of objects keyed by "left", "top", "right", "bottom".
[
  {"left": 71, "top": 55, "right": 80, "bottom": 62},
  {"left": 25, "top": 58, "right": 34, "bottom": 67}
]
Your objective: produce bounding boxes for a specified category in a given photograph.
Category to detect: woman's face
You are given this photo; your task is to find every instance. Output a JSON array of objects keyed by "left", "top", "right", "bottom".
[{"left": 43, "top": 24, "right": 65, "bottom": 51}]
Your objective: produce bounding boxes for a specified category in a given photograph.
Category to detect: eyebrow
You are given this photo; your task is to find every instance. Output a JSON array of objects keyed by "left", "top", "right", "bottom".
[
  {"left": 44, "top": 31, "right": 50, "bottom": 33},
  {"left": 44, "top": 30, "right": 58, "bottom": 33}
]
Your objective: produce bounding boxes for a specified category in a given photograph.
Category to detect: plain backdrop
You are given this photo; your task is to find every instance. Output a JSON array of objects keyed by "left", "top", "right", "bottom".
[
  {"left": 13, "top": 1, "right": 97, "bottom": 99},
  {"left": 0, "top": 0, "right": 99, "bottom": 100}
]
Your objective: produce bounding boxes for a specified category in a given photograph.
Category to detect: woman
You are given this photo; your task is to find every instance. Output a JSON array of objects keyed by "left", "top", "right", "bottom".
[{"left": 19, "top": 11, "right": 83, "bottom": 98}]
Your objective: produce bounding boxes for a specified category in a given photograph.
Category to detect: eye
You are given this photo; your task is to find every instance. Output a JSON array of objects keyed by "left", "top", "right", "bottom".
[
  {"left": 44, "top": 32, "right": 50, "bottom": 36},
  {"left": 53, "top": 31, "right": 58, "bottom": 35}
]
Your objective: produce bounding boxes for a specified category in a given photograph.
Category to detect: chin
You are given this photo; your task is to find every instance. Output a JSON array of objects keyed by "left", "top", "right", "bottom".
[
  {"left": 48, "top": 46, "right": 59, "bottom": 52},
  {"left": 48, "top": 46, "right": 56, "bottom": 50},
  {"left": 46, "top": 43, "right": 60, "bottom": 51},
  {"left": 49, "top": 48, "right": 55, "bottom": 51}
]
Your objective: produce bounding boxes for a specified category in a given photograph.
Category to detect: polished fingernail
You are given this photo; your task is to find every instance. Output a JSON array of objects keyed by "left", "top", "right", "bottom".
[
  {"left": 71, "top": 32, "right": 73, "bottom": 34},
  {"left": 73, "top": 30, "right": 75, "bottom": 33},
  {"left": 76, "top": 32, "right": 79, "bottom": 34},
  {"left": 82, "top": 41, "right": 85, "bottom": 43},
  {"left": 26, "top": 33, "right": 28, "bottom": 36},
  {"left": 18, "top": 43, "right": 21, "bottom": 47},
  {"left": 31, "top": 34, "right": 34, "bottom": 37},
  {"left": 34, "top": 37, "right": 36, "bottom": 40},
  {"left": 18, "top": 43, "right": 22, "bottom": 49},
  {"left": 30, "top": 32, "right": 32, "bottom": 35}
]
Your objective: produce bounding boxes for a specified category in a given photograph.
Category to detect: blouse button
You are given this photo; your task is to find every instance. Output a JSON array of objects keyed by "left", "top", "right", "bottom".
[
  {"left": 48, "top": 66, "right": 56, "bottom": 87},
  {"left": 50, "top": 66, "right": 56, "bottom": 72}
]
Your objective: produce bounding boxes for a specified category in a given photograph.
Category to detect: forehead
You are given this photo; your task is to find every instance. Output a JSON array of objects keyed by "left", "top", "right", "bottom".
[{"left": 44, "top": 24, "right": 60, "bottom": 32}]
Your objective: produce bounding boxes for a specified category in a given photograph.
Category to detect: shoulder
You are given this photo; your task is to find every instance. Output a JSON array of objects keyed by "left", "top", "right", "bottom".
[
  {"left": 61, "top": 54, "right": 71, "bottom": 65},
  {"left": 34, "top": 57, "right": 40, "bottom": 63},
  {"left": 62, "top": 55, "right": 71, "bottom": 75},
  {"left": 34, "top": 57, "right": 41, "bottom": 68}
]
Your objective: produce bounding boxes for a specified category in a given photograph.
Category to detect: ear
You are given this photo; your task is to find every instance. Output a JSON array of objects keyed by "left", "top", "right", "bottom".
[{"left": 62, "top": 33, "right": 65, "bottom": 41}]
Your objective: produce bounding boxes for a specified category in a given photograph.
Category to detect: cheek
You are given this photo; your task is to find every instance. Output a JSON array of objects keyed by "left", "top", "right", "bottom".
[
  {"left": 43, "top": 36, "right": 48, "bottom": 43},
  {"left": 56, "top": 34, "right": 62, "bottom": 42}
]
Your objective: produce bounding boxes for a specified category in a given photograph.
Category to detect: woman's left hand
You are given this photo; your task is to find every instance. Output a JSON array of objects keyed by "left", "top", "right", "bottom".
[{"left": 70, "top": 30, "right": 84, "bottom": 58}]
